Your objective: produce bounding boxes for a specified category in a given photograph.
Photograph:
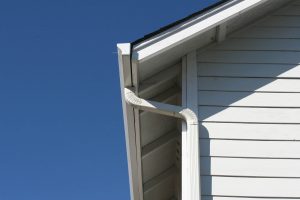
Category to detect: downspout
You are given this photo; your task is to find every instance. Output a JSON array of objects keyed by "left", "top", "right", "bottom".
[{"left": 124, "top": 88, "right": 200, "bottom": 200}]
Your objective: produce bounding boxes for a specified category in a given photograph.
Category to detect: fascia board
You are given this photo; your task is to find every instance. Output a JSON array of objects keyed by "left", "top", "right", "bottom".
[{"left": 133, "top": 0, "right": 268, "bottom": 63}]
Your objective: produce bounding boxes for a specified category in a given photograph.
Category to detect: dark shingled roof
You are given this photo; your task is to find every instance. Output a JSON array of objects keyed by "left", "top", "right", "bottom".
[{"left": 132, "top": 0, "right": 232, "bottom": 45}]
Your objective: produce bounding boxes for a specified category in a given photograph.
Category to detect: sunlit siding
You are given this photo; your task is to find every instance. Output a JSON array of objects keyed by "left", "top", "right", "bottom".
[{"left": 197, "top": 2, "right": 300, "bottom": 199}]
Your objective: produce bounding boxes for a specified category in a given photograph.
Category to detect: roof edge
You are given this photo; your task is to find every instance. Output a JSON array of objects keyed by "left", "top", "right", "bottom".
[
  {"left": 132, "top": 0, "right": 268, "bottom": 62},
  {"left": 132, "top": 0, "right": 232, "bottom": 46}
]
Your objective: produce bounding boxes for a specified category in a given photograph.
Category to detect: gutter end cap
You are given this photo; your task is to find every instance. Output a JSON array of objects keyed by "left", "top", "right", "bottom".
[{"left": 117, "top": 43, "right": 131, "bottom": 55}]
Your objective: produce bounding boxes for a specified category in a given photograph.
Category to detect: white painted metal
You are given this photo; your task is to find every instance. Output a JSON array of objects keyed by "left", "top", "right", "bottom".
[
  {"left": 118, "top": 1, "right": 300, "bottom": 200},
  {"left": 181, "top": 56, "right": 188, "bottom": 200},
  {"left": 124, "top": 88, "right": 198, "bottom": 125},
  {"left": 133, "top": 0, "right": 268, "bottom": 62},
  {"left": 133, "top": 104, "right": 143, "bottom": 200},
  {"left": 138, "top": 28, "right": 217, "bottom": 82},
  {"left": 117, "top": 43, "right": 143, "bottom": 200},
  {"left": 136, "top": 0, "right": 289, "bottom": 83},
  {"left": 124, "top": 88, "right": 199, "bottom": 200},
  {"left": 132, "top": 52, "right": 144, "bottom": 200},
  {"left": 183, "top": 51, "right": 200, "bottom": 200}
]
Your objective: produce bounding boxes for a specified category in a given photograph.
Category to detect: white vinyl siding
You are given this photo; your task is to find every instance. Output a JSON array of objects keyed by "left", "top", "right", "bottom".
[{"left": 197, "top": 2, "right": 300, "bottom": 199}]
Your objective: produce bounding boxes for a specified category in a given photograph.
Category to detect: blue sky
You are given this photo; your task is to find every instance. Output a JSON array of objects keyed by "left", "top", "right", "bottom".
[{"left": 0, "top": 0, "right": 219, "bottom": 199}]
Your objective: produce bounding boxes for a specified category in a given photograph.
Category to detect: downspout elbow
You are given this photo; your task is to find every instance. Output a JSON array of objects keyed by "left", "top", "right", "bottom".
[
  {"left": 124, "top": 87, "right": 198, "bottom": 125},
  {"left": 179, "top": 109, "right": 199, "bottom": 126},
  {"left": 124, "top": 87, "right": 200, "bottom": 200},
  {"left": 124, "top": 87, "right": 184, "bottom": 119}
]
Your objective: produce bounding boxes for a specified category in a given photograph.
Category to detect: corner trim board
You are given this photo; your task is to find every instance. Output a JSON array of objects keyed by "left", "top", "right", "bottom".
[{"left": 117, "top": 43, "right": 144, "bottom": 200}]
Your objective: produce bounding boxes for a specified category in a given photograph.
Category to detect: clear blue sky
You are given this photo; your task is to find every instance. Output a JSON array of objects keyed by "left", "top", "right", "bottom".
[{"left": 0, "top": 0, "right": 219, "bottom": 199}]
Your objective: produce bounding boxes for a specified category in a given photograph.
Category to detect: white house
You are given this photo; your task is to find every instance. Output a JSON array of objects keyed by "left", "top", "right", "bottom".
[{"left": 117, "top": 0, "right": 300, "bottom": 200}]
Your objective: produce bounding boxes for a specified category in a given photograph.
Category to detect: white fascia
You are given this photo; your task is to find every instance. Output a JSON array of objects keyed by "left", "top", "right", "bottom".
[{"left": 132, "top": 0, "right": 268, "bottom": 63}]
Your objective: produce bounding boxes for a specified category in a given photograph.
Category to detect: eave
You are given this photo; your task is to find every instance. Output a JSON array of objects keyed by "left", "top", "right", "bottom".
[
  {"left": 132, "top": 0, "right": 289, "bottom": 81},
  {"left": 117, "top": 0, "right": 293, "bottom": 199}
]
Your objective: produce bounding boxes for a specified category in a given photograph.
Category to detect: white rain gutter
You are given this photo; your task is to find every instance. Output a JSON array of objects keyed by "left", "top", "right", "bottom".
[
  {"left": 133, "top": 0, "right": 268, "bottom": 62},
  {"left": 124, "top": 87, "right": 200, "bottom": 200}
]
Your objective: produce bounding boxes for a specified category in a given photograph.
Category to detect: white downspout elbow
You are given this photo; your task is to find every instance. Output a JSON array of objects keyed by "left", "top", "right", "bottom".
[
  {"left": 124, "top": 87, "right": 200, "bottom": 200},
  {"left": 124, "top": 88, "right": 198, "bottom": 124}
]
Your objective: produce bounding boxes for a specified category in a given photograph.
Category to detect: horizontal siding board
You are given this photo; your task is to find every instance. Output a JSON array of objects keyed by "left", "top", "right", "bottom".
[
  {"left": 198, "top": 63, "right": 300, "bottom": 78},
  {"left": 256, "top": 16, "right": 300, "bottom": 27},
  {"left": 197, "top": 5, "right": 300, "bottom": 199},
  {"left": 142, "top": 139, "right": 176, "bottom": 183},
  {"left": 140, "top": 112, "right": 177, "bottom": 146},
  {"left": 274, "top": 5, "right": 300, "bottom": 16},
  {"left": 143, "top": 173, "right": 175, "bottom": 200},
  {"left": 202, "top": 197, "right": 293, "bottom": 200},
  {"left": 294, "top": 0, "right": 300, "bottom": 5},
  {"left": 225, "top": 0, "right": 284, "bottom": 35},
  {"left": 200, "top": 122, "right": 300, "bottom": 140},
  {"left": 200, "top": 157, "right": 300, "bottom": 177},
  {"left": 198, "top": 77, "right": 300, "bottom": 92},
  {"left": 200, "top": 139, "right": 300, "bottom": 158},
  {"left": 201, "top": 176, "right": 300, "bottom": 198},
  {"left": 213, "top": 38, "right": 300, "bottom": 51},
  {"left": 198, "top": 91, "right": 300, "bottom": 107},
  {"left": 231, "top": 27, "right": 300, "bottom": 39},
  {"left": 199, "top": 106, "right": 300, "bottom": 123},
  {"left": 197, "top": 51, "right": 300, "bottom": 64}
]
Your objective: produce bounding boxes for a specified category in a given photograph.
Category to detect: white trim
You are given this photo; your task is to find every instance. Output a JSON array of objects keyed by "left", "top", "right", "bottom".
[
  {"left": 124, "top": 87, "right": 199, "bottom": 200},
  {"left": 216, "top": 23, "right": 227, "bottom": 42},
  {"left": 181, "top": 56, "right": 187, "bottom": 200},
  {"left": 132, "top": 57, "right": 143, "bottom": 199},
  {"left": 183, "top": 51, "right": 200, "bottom": 200},
  {"left": 124, "top": 88, "right": 198, "bottom": 124},
  {"left": 181, "top": 56, "right": 189, "bottom": 200},
  {"left": 186, "top": 52, "right": 199, "bottom": 116},
  {"left": 133, "top": 0, "right": 268, "bottom": 62},
  {"left": 117, "top": 43, "right": 143, "bottom": 200},
  {"left": 133, "top": 109, "right": 143, "bottom": 200}
]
